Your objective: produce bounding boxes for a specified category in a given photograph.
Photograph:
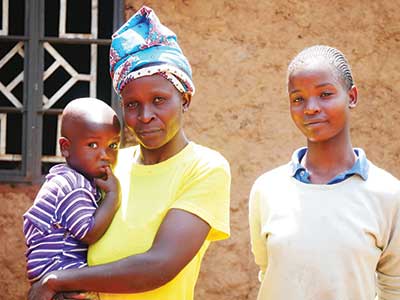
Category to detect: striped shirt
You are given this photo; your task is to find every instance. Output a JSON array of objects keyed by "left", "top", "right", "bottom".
[{"left": 23, "top": 164, "right": 100, "bottom": 282}]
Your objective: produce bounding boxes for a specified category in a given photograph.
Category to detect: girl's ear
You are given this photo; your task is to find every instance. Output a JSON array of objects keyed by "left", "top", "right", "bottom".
[
  {"left": 59, "top": 137, "right": 71, "bottom": 158},
  {"left": 348, "top": 85, "right": 358, "bottom": 109},
  {"left": 182, "top": 93, "right": 192, "bottom": 113}
]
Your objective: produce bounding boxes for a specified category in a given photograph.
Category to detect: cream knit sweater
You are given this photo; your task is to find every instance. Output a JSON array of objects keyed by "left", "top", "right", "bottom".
[{"left": 249, "top": 161, "right": 400, "bottom": 300}]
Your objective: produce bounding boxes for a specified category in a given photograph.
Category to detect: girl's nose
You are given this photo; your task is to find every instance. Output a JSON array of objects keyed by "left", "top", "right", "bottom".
[{"left": 304, "top": 97, "right": 321, "bottom": 114}]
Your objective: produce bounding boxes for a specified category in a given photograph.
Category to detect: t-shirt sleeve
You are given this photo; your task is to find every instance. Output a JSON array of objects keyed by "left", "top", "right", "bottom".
[
  {"left": 171, "top": 158, "right": 231, "bottom": 242},
  {"left": 376, "top": 193, "right": 400, "bottom": 300},
  {"left": 55, "top": 188, "right": 97, "bottom": 241},
  {"left": 249, "top": 178, "right": 268, "bottom": 282}
]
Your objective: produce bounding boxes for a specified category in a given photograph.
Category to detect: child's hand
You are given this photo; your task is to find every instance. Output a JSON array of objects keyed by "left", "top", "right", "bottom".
[{"left": 94, "top": 167, "right": 120, "bottom": 195}]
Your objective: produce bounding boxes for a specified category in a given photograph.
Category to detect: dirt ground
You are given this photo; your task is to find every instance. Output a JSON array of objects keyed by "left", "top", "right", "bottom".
[{"left": 1, "top": 1, "right": 400, "bottom": 299}]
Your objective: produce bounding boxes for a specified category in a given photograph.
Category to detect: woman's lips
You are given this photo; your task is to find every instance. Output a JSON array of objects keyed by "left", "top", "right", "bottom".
[{"left": 136, "top": 129, "right": 162, "bottom": 136}]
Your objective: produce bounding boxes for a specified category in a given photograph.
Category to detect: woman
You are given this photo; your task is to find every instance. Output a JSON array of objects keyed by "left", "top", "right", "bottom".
[
  {"left": 249, "top": 45, "right": 400, "bottom": 300},
  {"left": 29, "top": 6, "right": 231, "bottom": 300}
]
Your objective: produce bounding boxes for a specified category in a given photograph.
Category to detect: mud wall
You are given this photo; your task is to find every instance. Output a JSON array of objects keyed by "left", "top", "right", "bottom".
[{"left": 1, "top": 1, "right": 400, "bottom": 299}]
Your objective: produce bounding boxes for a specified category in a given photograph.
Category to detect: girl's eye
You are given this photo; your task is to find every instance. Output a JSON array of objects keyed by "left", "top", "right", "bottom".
[
  {"left": 154, "top": 97, "right": 166, "bottom": 104},
  {"left": 88, "top": 142, "right": 98, "bottom": 149},
  {"left": 292, "top": 97, "right": 303, "bottom": 103},
  {"left": 321, "top": 92, "right": 333, "bottom": 97},
  {"left": 109, "top": 143, "right": 119, "bottom": 150}
]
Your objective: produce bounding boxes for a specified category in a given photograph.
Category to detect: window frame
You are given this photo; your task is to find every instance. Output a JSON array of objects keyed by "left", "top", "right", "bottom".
[{"left": 0, "top": 0, "right": 124, "bottom": 183}]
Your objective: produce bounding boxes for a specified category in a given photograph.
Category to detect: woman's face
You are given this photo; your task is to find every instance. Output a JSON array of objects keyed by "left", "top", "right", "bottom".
[
  {"left": 120, "top": 74, "right": 189, "bottom": 150},
  {"left": 288, "top": 60, "right": 357, "bottom": 144}
]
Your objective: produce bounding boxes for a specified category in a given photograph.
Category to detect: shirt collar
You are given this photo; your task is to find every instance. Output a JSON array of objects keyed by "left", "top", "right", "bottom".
[
  {"left": 290, "top": 147, "right": 307, "bottom": 177},
  {"left": 290, "top": 147, "right": 369, "bottom": 181}
]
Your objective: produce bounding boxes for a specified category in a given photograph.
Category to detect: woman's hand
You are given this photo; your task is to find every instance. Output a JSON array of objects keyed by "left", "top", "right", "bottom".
[
  {"left": 53, "top": 292, "right": 99, "bottom": 300},
  {"left": 27, "top": 274, "right": 99, "bottom": 300},
  {"left": 28, "top": 279, "right": 56, "bottom": 300}
]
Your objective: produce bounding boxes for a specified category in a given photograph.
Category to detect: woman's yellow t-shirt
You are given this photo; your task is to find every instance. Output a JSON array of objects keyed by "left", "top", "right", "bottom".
[{"left": 88, "top": 142, "right": 231, "bottom": 300}]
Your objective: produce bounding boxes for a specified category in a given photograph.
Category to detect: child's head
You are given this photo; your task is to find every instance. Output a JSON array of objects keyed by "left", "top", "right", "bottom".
[
  {"left": 286, "top": 45, "right": 358, "bottom": 143},
  {"left": 59, "top": 98, "right": 121, "bottom": 179}
]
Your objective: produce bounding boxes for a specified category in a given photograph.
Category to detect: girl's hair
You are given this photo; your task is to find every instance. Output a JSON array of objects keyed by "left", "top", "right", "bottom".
[{"left": 287, "top": 45, "right": 354, "bottom": 90}]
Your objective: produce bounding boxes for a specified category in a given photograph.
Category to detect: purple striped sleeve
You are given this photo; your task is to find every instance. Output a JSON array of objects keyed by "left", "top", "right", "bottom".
[{"left": 55, "top": 188, "right": 97, "bottom": 240}]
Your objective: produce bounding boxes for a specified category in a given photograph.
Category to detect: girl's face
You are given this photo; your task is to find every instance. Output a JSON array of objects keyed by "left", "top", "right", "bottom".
[
  {"left": 120, "top": 74, "right": 190, "bottom": 151},
  {"left": 288, "top": 60, "right": 357, "bottom": 143}
]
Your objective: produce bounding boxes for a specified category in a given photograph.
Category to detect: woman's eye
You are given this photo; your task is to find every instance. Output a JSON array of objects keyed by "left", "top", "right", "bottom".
[
  {"left": 109, "top": 143, "right": 119, "bottom": 150},
  {"left": 88, "top": 142, "right": 98, "bottom": 149},
  {"left": 154, "top": 97, "right": 165, "bottom": 104},
  {"left": 126, "top": 102, "right": 138, "bottom": 109}
]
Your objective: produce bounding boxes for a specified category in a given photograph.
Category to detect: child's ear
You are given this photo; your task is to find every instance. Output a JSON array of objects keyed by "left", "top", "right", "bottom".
[
  {"left": 59, "top": 137, "right": 71, "bottom": 158},
  {"left": 182, "top": 93, "right": 192, "bottom": 113},
  {"left": 348, "top": 85, "right": 358, "bottom": 109}
]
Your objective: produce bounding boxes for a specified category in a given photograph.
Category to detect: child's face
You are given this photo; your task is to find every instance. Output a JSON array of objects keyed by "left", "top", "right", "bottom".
[
  {"left": 288, "top": 60, "right": 354, "bottom": 143},
  {"left": 66, "top": 121, "right": 120, "bottom": 179},
  {"left": 120, "top": 74, "right": 189, "bottom": 151}
]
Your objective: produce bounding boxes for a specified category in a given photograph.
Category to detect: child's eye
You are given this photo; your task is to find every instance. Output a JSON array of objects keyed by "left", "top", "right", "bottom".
[
  {"left": 109, "top": 143, "right": 119, "bottom": 150},
  {"left": 88, "top": 142, "right": 98, "bottom": 149}
]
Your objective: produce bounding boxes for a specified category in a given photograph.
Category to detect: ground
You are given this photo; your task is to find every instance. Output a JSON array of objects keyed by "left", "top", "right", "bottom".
[{"left": 1, "top": 1, "right": 400, "bottom": 299}]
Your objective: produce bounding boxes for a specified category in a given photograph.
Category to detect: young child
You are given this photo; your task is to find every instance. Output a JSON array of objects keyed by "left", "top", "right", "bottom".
[
  {"left": 249, "top": 45, "right": 400, "bottom": 300},
  {"left": 23, "top": 97, "right": 121, "bottom": 283}
]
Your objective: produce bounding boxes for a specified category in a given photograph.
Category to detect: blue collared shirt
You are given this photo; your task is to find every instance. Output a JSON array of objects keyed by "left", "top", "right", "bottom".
[{"left": 290, "top": 147, "right": 369, "bottom": 184}]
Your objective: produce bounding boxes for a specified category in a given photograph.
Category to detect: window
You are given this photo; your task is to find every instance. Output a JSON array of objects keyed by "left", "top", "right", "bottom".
[{"left": 0, "top": 0, "right": 124, "bottom": 182}]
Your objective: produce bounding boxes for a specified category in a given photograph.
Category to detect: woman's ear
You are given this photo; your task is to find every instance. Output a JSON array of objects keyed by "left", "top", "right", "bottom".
[
  {"left": 182, "top": 93, "right": 192, "bottom": 113},
  {"left": 59, "top": 137, "right": 71, "bottom": 158},
  {"left": 348, "top": 85, "right": 358, "bottom": 109}
]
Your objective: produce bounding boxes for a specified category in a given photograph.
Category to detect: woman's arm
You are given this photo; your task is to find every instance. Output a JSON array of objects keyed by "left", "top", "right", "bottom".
[{"left": 29, "top": 208, "right": 210, "bottom": 300}]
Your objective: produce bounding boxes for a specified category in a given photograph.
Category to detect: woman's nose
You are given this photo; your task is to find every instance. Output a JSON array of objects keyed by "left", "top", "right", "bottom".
[{"left": 138, "top": 105, "right": 155, "bottom": 123}]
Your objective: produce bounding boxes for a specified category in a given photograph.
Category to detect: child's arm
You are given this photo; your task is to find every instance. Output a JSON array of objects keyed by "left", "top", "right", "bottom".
[{"left": 81, "top": 167, "right": 120, "bottom": 245}]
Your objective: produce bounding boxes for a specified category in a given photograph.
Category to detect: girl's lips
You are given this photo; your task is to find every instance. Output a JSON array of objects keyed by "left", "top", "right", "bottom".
[{"left": 304, "top": 120, "right": 327, "bottom": 126}]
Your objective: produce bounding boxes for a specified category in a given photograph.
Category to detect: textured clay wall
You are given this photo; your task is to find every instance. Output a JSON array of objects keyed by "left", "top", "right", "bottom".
[{"left": 1, "top": 1, "right": 400, "bottom": 299}]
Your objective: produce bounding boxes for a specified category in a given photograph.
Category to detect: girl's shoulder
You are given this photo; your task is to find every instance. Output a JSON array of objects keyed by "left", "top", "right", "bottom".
[
  {"left": 252, "top": 163, "right": 292, "bottom": 190},
  {"left": 366, "top": 160, "right": 400, "bottom": 191}
]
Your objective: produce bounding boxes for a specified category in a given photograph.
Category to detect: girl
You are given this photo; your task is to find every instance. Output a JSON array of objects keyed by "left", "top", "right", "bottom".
[{"left": 249, "top": 45, "right": 400, "bottom": 300}]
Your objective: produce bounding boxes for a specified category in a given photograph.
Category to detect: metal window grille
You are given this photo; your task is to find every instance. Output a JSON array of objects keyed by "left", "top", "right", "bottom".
[{"left": 0, "top": 0, "right": 124, "bottom": 182}]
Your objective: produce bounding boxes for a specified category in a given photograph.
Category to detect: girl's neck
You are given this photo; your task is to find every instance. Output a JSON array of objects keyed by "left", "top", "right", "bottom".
[
  {"left": 139, "top": 131, "right": 189, "bottom": 165},
  {"left": 304, "top": 135, "right": 356, "bottom": 184}
]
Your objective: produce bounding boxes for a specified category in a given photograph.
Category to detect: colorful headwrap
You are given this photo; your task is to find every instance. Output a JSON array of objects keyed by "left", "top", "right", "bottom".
[{"left": 109, "top": 6, "right": 195, "bottom": 96}]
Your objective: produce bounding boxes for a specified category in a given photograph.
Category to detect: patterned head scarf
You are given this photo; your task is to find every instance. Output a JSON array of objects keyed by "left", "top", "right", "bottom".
[{"left": 109, "top": 6, "right": 195, "bottom": 96}]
